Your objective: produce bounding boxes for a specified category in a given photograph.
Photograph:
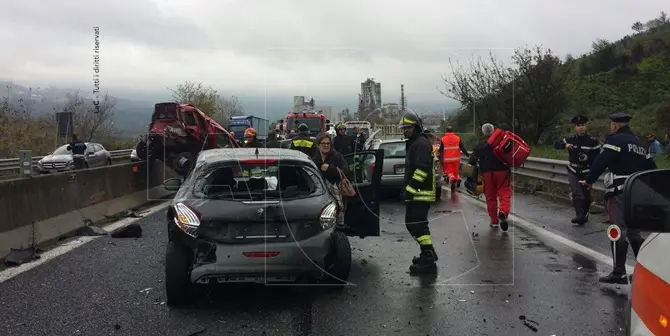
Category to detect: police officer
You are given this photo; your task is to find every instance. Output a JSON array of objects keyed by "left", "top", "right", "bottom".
[
  {"left": 579, "top": 112, "right": 656, "bottom": 284},
  {"left": 399, "top": 112, "right": 438, "bottom": 275},
  {"left": 289, "top": 123, "right": 317, "bottom": 158},
  {"left": 554, "top": 116, "right": 601, "bottom": 226},
  {"left": 67, "top": 134, "right": 87, "bottom": 169}
]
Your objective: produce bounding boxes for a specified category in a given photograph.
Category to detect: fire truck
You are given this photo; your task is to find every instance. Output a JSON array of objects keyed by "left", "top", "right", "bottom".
[{"left": 282, "top": 112, "right": 328, "bottom": 139}]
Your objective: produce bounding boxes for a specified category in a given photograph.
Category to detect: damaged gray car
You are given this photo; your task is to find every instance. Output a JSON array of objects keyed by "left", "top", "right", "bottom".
[{"left": 162, "top": 148, "right": 384, "bottom": 305}]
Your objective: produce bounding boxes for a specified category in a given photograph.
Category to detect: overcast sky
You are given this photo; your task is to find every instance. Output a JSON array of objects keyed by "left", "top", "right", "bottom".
[{"left": 0, "top": 0, "right": 666, "bottom": 107}]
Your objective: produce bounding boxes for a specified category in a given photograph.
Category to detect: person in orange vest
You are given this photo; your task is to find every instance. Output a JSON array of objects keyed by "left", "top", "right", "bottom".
[{"left": 438, "top": 126, "right": 470, "bottom": 192}]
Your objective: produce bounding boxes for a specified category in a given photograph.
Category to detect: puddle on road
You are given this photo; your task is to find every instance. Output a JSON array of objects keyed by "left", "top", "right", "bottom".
[{"left": 572, "top": 253, "right": 598, "bottom": 271}]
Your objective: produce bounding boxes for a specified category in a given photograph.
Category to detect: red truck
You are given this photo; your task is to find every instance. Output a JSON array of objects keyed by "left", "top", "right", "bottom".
[
  {"left": 283, "top": 112, "right": 328, "bottom": 139},
  {"left": 136, "top": 102, "right": 238, "bottom": 176}
]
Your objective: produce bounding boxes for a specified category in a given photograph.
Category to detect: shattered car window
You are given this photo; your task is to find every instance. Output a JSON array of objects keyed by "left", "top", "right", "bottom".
[{"left": 190, "top": 161, "right": 324, "bottom": 200}]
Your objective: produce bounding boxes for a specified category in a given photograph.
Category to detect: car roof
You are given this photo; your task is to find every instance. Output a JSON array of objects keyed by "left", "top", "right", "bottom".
[
  {"left": 379, "top": 139, "right": 406, "bottom": 144},
  {"left": 197, "top": 148, "right": 314, "bottom": 164}
]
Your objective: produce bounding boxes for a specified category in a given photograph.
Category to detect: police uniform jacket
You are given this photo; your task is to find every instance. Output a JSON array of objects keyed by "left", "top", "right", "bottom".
[
  {"left": 404, "top": 133, "right": 436, "bottom": 202},
  {"left": 68, "top": 140, "right": 87, "bottom": 157},
  {"left": 584, "top": 126, "right": 656, "bottom": 198},
  {"left": 553, "top": 134, "right": 601, "bottom": 177},
  {"left": 289, "top": 134, "right": 317, "bottom": 158}
]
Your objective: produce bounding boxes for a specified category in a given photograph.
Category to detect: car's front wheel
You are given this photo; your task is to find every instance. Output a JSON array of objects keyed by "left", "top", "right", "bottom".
[
  {"left": 165, "top": 241, "right": 193, "bottom": 306},
  {"left": 323, "top": 231, "right": 352, "bottom": 285}
]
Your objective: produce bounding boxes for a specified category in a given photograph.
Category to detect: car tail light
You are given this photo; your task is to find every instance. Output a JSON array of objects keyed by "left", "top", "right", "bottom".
[
  {"left": 631, "top": 262, "right": 670, "bottom": 335},
  {"left": 243, "top": 252, "right": 279, "bottom": 258},
  {"left": 320, "top": 202, "right": 337, "bottom": 230},
  {"left": 173, "top": 203, "right": 201, "bottom": 237}
]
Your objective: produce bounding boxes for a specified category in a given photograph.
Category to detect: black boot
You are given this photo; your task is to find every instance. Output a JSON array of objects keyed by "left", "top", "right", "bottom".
[
  {"left": 499, "top": 212, "right": 509, "bottom": 232},
  {"left": 412, "top": 246, "right": 439, "bottom": 264},
  {"left": 571, "top": 198, "right": 585, "bottom": 225},
  {"left": 410, "top": 247, "right": 438, "bottom": 274},
  {"left": 599, "top": 271, "right": 630, "bottom": 284},
  {"left": 575, "top": 212, "right": 589, "bottom": 226}
]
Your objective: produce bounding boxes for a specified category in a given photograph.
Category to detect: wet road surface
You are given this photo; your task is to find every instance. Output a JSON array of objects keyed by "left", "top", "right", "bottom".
[
  {"left": 0, "top": 192, "right": 629, "bottom": 336},
  {"left": 497, "top": 187, "right": 638, "bottom": 265}
]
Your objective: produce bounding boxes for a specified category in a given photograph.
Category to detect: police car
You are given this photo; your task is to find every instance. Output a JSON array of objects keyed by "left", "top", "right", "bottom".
[{"left": 620, "top": 168, "right": 670, "bottom": 335}]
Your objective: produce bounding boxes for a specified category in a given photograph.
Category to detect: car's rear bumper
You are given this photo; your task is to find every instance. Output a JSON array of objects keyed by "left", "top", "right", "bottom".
[
  {"left": 381, "top": 174, "right": 404, "bottom": 189},
  {"left": 628, "top": 308, "right": 652, "bottom": 336},
  {"left": 173, "top": 227, "right": 335, "bottom": 284}
]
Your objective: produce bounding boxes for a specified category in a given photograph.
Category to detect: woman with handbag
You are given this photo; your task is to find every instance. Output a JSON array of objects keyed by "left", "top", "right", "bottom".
[{"left": 313, "top": 134, "right": 355, "bottom": 227}]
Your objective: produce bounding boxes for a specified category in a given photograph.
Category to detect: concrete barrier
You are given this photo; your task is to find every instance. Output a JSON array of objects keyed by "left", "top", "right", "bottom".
[{"left": 0, "top": 161, "right": 178, "bottom": 260}]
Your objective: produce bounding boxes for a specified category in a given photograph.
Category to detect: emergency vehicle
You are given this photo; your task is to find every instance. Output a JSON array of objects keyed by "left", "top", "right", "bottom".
[
  {"left": 283, "top": 112, "right": 328, "bottom": 138},
  {"left": 620, "top": 168, "right": 670, "bottom": 336}
]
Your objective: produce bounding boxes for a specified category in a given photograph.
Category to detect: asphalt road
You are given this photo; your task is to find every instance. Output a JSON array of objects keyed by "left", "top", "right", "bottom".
[{"left": 0, "top": 191, "right": 629, "bottom": 336}]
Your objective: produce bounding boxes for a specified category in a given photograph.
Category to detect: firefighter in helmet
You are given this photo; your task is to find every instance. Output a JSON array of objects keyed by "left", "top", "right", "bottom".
[
  {"left": 289, "top": 123, "right": 317, "bottom": 158},
  {"left": 243, "top": 128, "right": 259, "bottom": 148},
  {"left": 399, "top": 111, "right": 438, "bottom": 274}
]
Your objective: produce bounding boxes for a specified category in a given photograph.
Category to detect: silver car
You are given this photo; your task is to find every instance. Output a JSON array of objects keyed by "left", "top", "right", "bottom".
[
  {"left": 37, "top": 142, "right": 112, "bottom": 173},
  {"left": 161, "top": 148, "right": 384, "bottom": 306},
  {"left": 370, "top": 139, "right": 443, "bottom": 201}
]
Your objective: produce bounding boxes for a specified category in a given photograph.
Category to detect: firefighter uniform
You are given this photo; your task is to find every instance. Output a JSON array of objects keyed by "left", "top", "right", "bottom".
[
  {"left": 553, "top": 116, "right": 601, "bottom": 225},
  {"left": 289, "top": 123, "right": 317, "bottom": 158},
  {"left": 399, "top": 112, "right": 438, "bottom": 274},
  {"left": 333, "top": 123, "right": 354, "bottom": 155},
  {"left": 439, "top": 127, "right": 469, "bottom": 190},
  {"left": 581, "top": 112, "right": 656, "bottom": 284}
]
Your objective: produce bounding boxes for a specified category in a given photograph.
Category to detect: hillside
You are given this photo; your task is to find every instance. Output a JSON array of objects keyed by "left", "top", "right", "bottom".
[{"left": 444, "top": 11, "right": 670, "bottom": 167}]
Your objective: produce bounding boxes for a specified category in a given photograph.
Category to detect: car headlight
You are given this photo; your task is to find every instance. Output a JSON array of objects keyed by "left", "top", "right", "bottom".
[
  {"left": 319, "top": 202, "right": 337, "bottom": 230},
  {"left": 173, "top": 202, "right": 200, "bottom": 237}
]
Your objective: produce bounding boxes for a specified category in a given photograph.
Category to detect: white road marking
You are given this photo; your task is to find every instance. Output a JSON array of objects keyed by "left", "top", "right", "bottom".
[
  {"left": 450, "top": 187, "right": 635, "bottom": 274},
  {"left": 0, "top": 201, "right": 170, "bottom": 284}
]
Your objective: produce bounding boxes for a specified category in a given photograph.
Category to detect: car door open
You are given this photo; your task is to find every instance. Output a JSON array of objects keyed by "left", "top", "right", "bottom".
[{"left": 342, "top": 150, "right": 384, "bottom": 238}]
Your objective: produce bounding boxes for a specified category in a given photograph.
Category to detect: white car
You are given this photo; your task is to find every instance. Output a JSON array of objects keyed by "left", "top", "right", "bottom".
[{"left": 621, "top": 168, "right": 670, "bottom": 336}]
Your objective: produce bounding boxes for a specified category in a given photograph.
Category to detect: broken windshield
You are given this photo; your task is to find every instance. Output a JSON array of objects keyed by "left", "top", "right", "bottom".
[{"left": 190, "top": 161, "right": 324, "bottom": 200}]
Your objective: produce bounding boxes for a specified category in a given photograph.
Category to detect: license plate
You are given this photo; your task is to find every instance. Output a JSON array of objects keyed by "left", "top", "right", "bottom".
[{"left": 395, "top": 167, "right": 405, "bottom": 174}]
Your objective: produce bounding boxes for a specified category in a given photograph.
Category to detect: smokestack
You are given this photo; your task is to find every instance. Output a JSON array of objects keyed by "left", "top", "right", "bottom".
[{"left": 400, "top": 84, "right": 405, "bottom": 113}]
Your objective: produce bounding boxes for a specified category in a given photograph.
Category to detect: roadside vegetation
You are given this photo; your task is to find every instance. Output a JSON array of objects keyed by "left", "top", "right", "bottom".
[{"left": 441, "top": 11, "right": 670, "bottom": 168}]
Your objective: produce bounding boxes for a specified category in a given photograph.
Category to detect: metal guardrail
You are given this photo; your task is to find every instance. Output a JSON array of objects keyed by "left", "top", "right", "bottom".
[
  {"left": 0, "top": 146, "right": 605, "bottom": 190},
  {"left": 459, "top": 154, "right": 606, "bottom": 191},
  {"left": 0, "top": 149, "right": 134, "bottom": 174}
]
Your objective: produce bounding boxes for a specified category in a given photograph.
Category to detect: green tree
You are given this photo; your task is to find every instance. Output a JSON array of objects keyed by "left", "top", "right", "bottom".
[
  {"left": 168, "top": 81, "right": 218, "bottom": 116},
  {"left": 632, "top": 21, "right": 645, "bottom": 33}
]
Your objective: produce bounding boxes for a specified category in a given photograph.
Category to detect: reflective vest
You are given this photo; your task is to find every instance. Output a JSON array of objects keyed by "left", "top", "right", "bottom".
[
  {"left": 291, "top": 138, "right": 314, "bottom": 148},
  {"left": 441, "top": 133, "right": 461, "bottom": 164}
]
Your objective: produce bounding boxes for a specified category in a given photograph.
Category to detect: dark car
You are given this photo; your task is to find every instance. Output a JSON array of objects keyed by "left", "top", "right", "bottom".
[{"left": 161, "top": 147, "right": 384, "bottom": 305}]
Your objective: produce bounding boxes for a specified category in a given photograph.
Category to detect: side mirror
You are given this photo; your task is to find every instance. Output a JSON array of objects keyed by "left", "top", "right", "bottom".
[
  {"left": 623, "top": 169, "right": 670, "bottom": 232},
  {"left": 164, "top": 177, "right": 182, "bottom": 191}
]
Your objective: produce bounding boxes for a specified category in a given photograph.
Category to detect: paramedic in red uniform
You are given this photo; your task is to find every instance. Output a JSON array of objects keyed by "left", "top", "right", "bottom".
[
  {"left": 468, "top": 123, "right": 510, "bottom": 231},
  {"left": 438, "top": 126, "right": 470, "bottom": 191}
]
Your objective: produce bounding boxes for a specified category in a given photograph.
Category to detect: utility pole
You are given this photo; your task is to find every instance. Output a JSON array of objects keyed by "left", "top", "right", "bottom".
[{"left": 400, "top": 84, "right": 405, "bottom": 113}]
